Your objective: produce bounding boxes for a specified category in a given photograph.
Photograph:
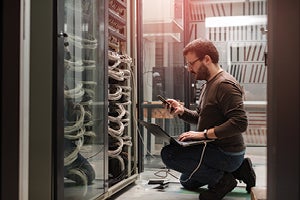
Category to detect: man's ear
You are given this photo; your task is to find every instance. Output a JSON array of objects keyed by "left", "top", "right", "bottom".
[{"left": 203, "top": 55, "right": 211, "bottom": 64}]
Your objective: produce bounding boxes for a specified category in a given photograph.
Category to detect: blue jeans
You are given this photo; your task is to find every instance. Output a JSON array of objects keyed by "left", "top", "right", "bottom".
[{"left": 160, "top": 142, "right": 245, "bottom": 190}]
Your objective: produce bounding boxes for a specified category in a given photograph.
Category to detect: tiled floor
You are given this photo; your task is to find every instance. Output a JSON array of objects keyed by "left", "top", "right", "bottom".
[{"left": 108, "top": 147, "right": 266, "bottom": 200}]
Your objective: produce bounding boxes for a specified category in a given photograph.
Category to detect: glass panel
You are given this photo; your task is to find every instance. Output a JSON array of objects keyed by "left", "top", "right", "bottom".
[
  {"left": 63, "top": 0, "right": 106, "bottom": 199},
  {"left": 142, "top": 0, "right": 186, "bottom": 160}
]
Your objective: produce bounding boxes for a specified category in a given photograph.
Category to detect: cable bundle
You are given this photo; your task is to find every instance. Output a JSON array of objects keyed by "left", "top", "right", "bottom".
[
  {"left": 108, "top": 51, "right": 133, "bottom": 185},
  {"left": 63, "top": 31, "right": 97, "bottom": 186}
]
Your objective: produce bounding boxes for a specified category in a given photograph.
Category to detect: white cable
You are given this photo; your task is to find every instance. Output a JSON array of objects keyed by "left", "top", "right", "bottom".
[
  {"left": 64, "top": 104, "right": 85, "bottom": 133},
  {"left": 64, "top": 137, "right": 84, "bottom": 166},
  {"left": 108, "top": 50, "right": 120, "bottom": 60},
  {"left": 68, "top": 88, "right": 85, "bottom": 99},
  {"left": 108, "top": 68, "right": 125, "bottom": 81},
  {"left": 121, "top": 111, "right": 130, "bottom": 125},
  {"left": 81, "top": 60, "right": 96, "bottom": 70},
  {"left": 64, "top": 145, "right": 79, "bottom": 166},
  {"left": 81, "top": 81, "right": 97, "bottom": 86},
  {"left": 64, "top": 57, "right": 96, "bottom": 72},
  {"left": 84, "top": 131, "right": 96, "bottom": 137},
  {"left": 84, "top": 121, "right": 94, "bottom": 127},
  {"left": 81, "top": 89, "right": 95, "bottom": 104},
  {"left": 122, "top": 135, "right": 132, "bottom": 146},
  {"left": 64, "top": 59, "right": 85, "bottom": 72},
  {"left": 64, "top": 127, "right": 85, "bottom": 140},
  {"left": 108, "top": 50, "right": 133, "bottom": 64},
  {"left": 108, "top": 85, "right": 123, "bottom": 100},
  {"left": 109, "top": 60, "right": 121, "bottom": 69},
  {"left": 83, "top": 111, "right": 94, "bottom": 127},
  {"left": 120, "top": 85, "right": 131, "bottom": 92},
  {"left": 180, "top": 141, "right": 208, "bottom": 183},
  {"left": 109, "top": 103, "right": 126, "bottom": 121},
  {"left": 64, "top": 83, "right": 85, "bottom": 99},
  {"left": 122, "top": 69, "right": 131, "bottom": 80},
  {"left": 119, "top": 54, "right": 132, "bottom": 64},
  {"left": 107, "top": 50, "right": 133, "bottom": 165},
  {"left": 67, "top": 168, "right": 88, "bottom": 186},
  {"left": 68, "top": 33, "right": 98, "bottom": 49},
  {"left": 108, "top": 51, "right": 133, "bottom": 76},
  {"left": 108, "top": 120, "right": 125, "bottom": 137},
  {"left": 108, "top": 136, "right": 124, "bottom": 157},
  {"left": 116, "top": 155, "right": 126, "bottom": 171},
  {"left": 64, "top": 82, "right": 82, "bottom": 96}
]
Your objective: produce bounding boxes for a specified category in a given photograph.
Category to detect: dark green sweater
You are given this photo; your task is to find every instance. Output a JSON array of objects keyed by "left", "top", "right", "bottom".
[{"left": 180, "top": 71, "right": 248, "bottom": 152}]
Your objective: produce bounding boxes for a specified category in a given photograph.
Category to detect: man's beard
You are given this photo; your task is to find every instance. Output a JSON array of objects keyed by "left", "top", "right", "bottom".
[{"left": 195, "top": 63, "right": 210, "bottom": 81}]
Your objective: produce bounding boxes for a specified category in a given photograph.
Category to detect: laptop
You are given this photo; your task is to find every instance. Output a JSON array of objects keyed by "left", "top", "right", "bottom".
[{"left": 139, "top": 120, "right": 214, "bottom": 147}]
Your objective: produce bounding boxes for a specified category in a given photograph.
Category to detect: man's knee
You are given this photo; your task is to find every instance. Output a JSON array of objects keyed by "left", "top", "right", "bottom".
[
  {"left": 160, "top": 145, "right": 170, "bottom": 162},
  {"left": 160, "top": 144, "right": 177, "bottom": 160}
]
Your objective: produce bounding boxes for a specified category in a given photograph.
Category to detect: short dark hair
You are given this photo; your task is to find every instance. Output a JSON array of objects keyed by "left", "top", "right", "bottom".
[{"left": 183, "top": 38, "right": 219, "bottom": 63}]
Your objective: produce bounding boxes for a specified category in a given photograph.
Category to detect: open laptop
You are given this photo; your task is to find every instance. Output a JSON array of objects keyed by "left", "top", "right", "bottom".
[{"left": 139, "top": 120, "right": 214, "bottom": 147}]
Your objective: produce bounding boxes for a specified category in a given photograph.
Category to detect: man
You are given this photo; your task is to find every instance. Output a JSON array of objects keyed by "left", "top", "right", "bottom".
[{"left": 160, "top": 38, "right": 256, "bottom": 200}]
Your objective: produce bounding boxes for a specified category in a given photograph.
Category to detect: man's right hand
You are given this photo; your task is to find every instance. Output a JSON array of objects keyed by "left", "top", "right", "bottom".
[{"left": 165, "top": 99, "right": 184, "bottom": 116}]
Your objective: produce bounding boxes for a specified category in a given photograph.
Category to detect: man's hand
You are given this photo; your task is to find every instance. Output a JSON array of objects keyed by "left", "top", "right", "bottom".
[
  {"left": 164, "top": 99, "right": 184, "bottom": 116},
  {"left": 178, "top": 131, "right": 203, "bottom": 141}
]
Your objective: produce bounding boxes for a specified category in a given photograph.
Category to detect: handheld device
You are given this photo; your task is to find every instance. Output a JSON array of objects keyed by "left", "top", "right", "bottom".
[
  {"left": 157, "top": 95, "right": 174, "bottom": 112},
  {"left": 148, "top": 179, "right": 168, "bottom": 185},
  {"left": 157, "top": 95, "right": 169, "bottom": 105}
]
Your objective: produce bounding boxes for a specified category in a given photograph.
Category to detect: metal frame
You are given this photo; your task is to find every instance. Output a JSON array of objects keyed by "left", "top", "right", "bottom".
[{"left": 54, "top": 0, "right": 65, "bottom": 198}]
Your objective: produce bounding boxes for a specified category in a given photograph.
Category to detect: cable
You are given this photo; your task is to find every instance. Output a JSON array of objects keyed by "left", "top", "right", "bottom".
[
  {"left": 108, "top": 119, "right": 125, "bottom": 137},
  {"left": 108, "top": 136, "right": 124, "bottom": 157},
  {"left": 67, "top": 33, "right": 98, "bottom": 49},
  {"left": 64, "top": 104, "right": 85, "bottom": 133},
  {"left": 64, "top": 127, "right": 85, "bottom": 140},
  {"left": 64, "top": 82, "right": 85, "bottom": 99},
  {"left": 154, "top": 168, "right": 179, "bottom": 179},
  {"left": 64, "top": 138, "right": 84, "bottom": 166},
  {"left": 108, "top": 85, "right": 123, "bottom": 100},
  {"left": 180, "top": 141, "right": 208, "bottom": 183},
  {"left": 85, "top": 145, "right": 104, "bottom": 160}
]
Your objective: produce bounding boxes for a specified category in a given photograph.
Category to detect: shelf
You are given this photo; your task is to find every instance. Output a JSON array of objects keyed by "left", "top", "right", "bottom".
[
  {"left": 115, "top": 0, "right": 127, "bottom": 8},
  {"left": 108, "top": 27, "right": 127, "bottom": 41},
  {"left": 110, "top": 0, "right": 127, "bottom": 9},
  {"left": 108, "top": 9, "right": 126, "bottom": 26}
]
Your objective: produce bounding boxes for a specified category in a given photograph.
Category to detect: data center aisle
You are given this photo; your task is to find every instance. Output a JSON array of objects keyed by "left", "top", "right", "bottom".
[{"left": 108, "top": 147, "right": 266, "bottom": 200}]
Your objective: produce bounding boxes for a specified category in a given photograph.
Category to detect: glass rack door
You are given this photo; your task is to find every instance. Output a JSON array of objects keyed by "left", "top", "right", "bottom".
[{"left": 62, "top": 0, "right": 107, "bottom": 199}]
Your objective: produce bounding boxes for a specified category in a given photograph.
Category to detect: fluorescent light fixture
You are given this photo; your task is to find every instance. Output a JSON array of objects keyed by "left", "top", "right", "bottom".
[{"left": 205, "top": 15, "right": 267, "bottom": 27}]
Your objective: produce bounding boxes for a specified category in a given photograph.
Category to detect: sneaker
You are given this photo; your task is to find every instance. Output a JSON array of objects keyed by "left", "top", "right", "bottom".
[
  {"left": 199, "top": 173, "right": 237, "bottom": 200},
  {"left": 232, "top": 157, "right": 256, "bottom": 193}
]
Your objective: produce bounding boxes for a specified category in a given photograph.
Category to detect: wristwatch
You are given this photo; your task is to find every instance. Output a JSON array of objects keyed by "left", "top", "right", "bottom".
[{"left": 203, "top": 129, "right": 209, "bottom": 139}]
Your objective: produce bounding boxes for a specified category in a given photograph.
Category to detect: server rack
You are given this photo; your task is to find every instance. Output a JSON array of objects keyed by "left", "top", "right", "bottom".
[{"left": 56, "top": 0, "right": 138, "bottom": 199}]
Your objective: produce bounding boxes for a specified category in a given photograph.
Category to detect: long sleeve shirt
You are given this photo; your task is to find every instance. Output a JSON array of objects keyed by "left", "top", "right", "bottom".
[{"left": 180, "top": 71, "right": 248, "bottom": 152}]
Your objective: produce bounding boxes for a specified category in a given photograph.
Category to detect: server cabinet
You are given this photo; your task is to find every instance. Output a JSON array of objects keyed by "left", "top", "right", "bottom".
[
  {"left": 61, "top": 0, "right": 108, "bottom": 199},
  {"left": 56, "top": 0, "right": 138, "bottom": 199}
]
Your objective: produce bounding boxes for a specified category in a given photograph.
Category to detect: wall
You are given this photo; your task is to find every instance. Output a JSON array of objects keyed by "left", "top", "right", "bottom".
[{"left": 267, "top": 0, "right": 300, "bottom": 199}]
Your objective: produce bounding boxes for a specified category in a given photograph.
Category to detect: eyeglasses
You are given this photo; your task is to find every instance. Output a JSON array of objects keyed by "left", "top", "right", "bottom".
[{"left": 185, "top": 57, "right": 201, "bottom": 68}]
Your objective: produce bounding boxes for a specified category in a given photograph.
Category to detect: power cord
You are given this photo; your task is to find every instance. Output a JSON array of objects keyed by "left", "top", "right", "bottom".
[
  {"left": 151, "top": 141, "right": 208, "bottom": 183},
  {"left": 180, "top": 141, "right": 208, "bottom": 182},
  {"left": 154, "top": 168, "right": 179, "bottom": 179}
]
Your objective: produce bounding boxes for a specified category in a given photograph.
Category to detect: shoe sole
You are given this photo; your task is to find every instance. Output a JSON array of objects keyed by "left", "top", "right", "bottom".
[{"left": 199, "top": 174, "right": 237, "bottom": 200}]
